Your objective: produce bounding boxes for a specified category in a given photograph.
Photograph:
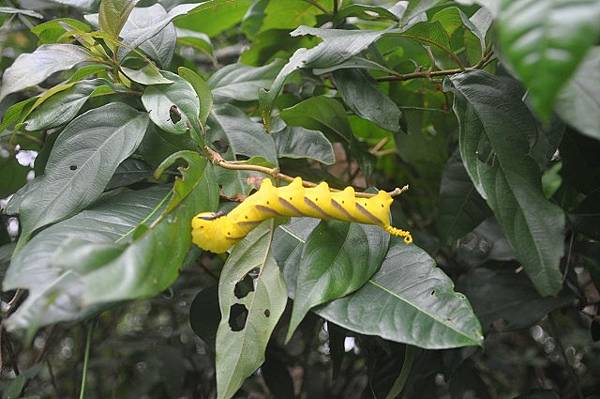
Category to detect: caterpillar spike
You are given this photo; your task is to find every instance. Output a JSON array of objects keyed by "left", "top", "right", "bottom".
[{"left": 192, "top": 177, "right": 412, "bottom": 254}]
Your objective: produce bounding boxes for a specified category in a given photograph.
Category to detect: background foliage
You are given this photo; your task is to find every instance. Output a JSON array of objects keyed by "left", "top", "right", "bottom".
[{"left": 0, "top": 0, "right": 599, "bottom": 398}]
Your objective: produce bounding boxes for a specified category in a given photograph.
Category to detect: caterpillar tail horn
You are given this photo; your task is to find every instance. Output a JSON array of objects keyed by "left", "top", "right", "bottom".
[{"left": 384, "top": 225, "right": 413, "bottom": 244}]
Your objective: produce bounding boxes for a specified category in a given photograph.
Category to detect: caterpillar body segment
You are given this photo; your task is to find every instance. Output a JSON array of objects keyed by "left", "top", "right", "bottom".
[{"left": 191, "top": 177, "right": 412, "bottom": 254}]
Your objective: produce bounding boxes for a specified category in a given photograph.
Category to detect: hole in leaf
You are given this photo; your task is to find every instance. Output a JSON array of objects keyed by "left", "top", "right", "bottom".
[
  {"left": 228, "top": 303, "right": 248, "bottom": 331},
  {"left": 70, "top": 165, "right": 77, "bottom": 171},
  {"left": 234, "top": 272, "right": 255, "bottom": 299},
  {"left": 431, "top": 290, "right": 436, "bottom": 296},
  {"left": 264, "top": 309, "right": 270, "bottom": 318}
]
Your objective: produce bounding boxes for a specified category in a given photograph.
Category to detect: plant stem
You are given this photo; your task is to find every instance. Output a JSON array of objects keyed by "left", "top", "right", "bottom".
[
  {"left": 79, "top": 319, "right": 96, "bottom": 399},
  {"left": 204, "top": 146, "right": 409, "bottom": 198},
  {"left": 385, "top": 345, "right": 416, "bottom": 399}
]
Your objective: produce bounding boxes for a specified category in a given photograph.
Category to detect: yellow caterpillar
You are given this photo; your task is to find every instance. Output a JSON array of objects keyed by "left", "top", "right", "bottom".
[{"left": 192, "top": 177, "right": 412, "bottom": 254}]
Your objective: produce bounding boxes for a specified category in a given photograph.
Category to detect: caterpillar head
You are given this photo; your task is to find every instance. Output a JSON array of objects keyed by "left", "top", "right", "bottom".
[{"left": 191, "top": 211, "right": 235, "bottom": 254}]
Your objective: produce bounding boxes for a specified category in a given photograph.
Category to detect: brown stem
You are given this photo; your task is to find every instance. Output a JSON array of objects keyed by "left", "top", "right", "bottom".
[{"left": 204, "top": 146, "right": 409, "bottom": 198}]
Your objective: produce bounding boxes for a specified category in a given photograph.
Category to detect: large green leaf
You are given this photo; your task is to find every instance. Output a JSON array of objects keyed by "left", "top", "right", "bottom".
[
  {"left": 179, "top": 67, "right": 213, "bottom": 126},
  {"left": 274, "top": 221, "right": 483, "bottom": 349},
  {"left": 458, "top": 267, "right": 573, "bottom": 333},
  {"left": 175, "top": 0, "right": 253, "bottom": 38},
  {"left": 121, "top": 4, "right": 177, "bottom": 67},
  {"left": 280, "top": 96, "right": 352, "bottom": 144},
  {"left": 261, "top": 26, "right": 388, "bottom": 125},
  {"left": 555, "top": 47, "right": 600, "bottom": 140},
  {"left": 286, "top": 221, "right": 389, "bottom": 341},
  {"left": 0, "top": 155, "right": 30, "bottom": 199},
  {"left": 272, "top": 125, "right": 335, "bottom": 165},
  {"left": 450, "top": 71, "right": 565, "bottom": 296},
  {"left": 209, "top": 104, "right": 278, "bottom": 165},
  {"left": 142, "top": 70, "right": 201, "bottom": 136},
  {"left": 437, "top": 153, "right": 491, "bottom": 244},
  {"left": 3, "top": 151, "right": 218, "bottom": 331},
  {"left": 24, "top": 79, "right": 113, "bottom": 131},
  {"left": 259, "top": 0, "right": 328, "bottom": 32},
  {"left": 208, "top": 61, "right": 282, "bottom": 103},
  {"left": 215, "top": 220, "right": 287, "bottom": 399},
  {"left": 497, "top": 0, "right": 600, "bottom": 117},
  {"left": 9, "top": 102, "right": 149, "bottom": 245},
  {"left": 0, "top": 44, "right": 91, "bottom": 101},
  {"left": 98, "top": 0, "right": 137, "bottom": 38},
  {"left": 333, "top": 69, "right": 401, "bottom": 132}
]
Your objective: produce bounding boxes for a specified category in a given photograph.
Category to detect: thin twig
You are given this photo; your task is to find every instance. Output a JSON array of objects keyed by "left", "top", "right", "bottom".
[
  {"left": 79, "top": 320, "right": 96, "bottom": 399},
  {"left": 204, "top": 146, "right": 409, "bottom": 198}
]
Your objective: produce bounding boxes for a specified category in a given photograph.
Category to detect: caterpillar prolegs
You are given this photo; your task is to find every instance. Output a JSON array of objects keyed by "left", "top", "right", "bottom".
[{"left": 191, "top": 177, "right": 412, "bottom": 254}]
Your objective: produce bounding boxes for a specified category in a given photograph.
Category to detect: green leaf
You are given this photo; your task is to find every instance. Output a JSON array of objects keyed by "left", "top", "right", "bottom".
[
  {"left": 175, "top": 0, "right": 253, "bottom": 38},
  {"left": 335, "top": 4, "right": 399, "bottom": 22},
  {"left": 259, "top": 0, "right": 328, "bottom": 32},
  {"left": 286, "top": 221, "right": 389, "bottom": 341},
  {"left": 24, "top": 79, "right": 113, "bottom": 131},
  {"left": 121, "top": 65, "right": 173, "bottom": 86},
  {"left": 98, "top": 0, "right": 137, "bottom": 38},
  {"left": 274, "top": 223, "right": 484, "bottom": 349},
  {"left": 208, "top": 61, "right": 282, "bottom": 103},
  {"left": 333, "top": 69, "right": 401, "bottom": 132},
  {"left": 0, "top": 6, "right": 43, "bottom": 19},
  {"left": 11, "top": 102, "right": 149, "bottom": 245},
  {"left": 555, "top": 47, "right": 600, "bottom": 140},
  {"left": 514, "top": 391, "right": 560, "bottom": 399},
  {"left": 450, "top": 71, "right": 565, "bottom": 296},
  {"left": 106, "top": 158, "right": 152, "bottom": 190},
  {"left": 497, "top": 0, "right": 600, "bottom": 117},
  {"left": 261, "top": 26, "right": 388, "bottom": 124},
  {"left": 178, "top": 67, "right": 213, "bottom": 126},
  {"left": 121, "top": 4, "right": 177, "bottom": 67},
  {"left": 209, "top": 104, "right": 278, "bottom": 165},
  {"left": 0, "top": 243, "right": 16, "bottom": 282},
  {"left": 176, "top": 28, "right": 213, "bottom": 56},
  {"left": 4, "top": 152, "right": 219, "bottom": 331},
  {"left": 0, "top": 44, "right": 91, "bottom": 102},
  {"left": 437, "top": 153, "right": 491, "bottom": 243},
  {"left": 142, "top": 70, "right": 201, "bottom": 137},
  {"left": 458, "top": 267, "right": 573, "bottom": 333},
  {"left": 280, "top": 96, "right": 352, "bottom": 144},
  {"left": 272, "top": 125, "right": 335, "bottom": 165},
  {"left": 31, "top": 18, "right": 92, "bottom": 44},
  {"left": 215, "top": 220, "right": 287, "bottom": 399},
  {"left": 0, "top": 155, "right": 30, "bottom": 198},
  {"left": 401, "top": 0, "right": 445, "bottom": 22}
]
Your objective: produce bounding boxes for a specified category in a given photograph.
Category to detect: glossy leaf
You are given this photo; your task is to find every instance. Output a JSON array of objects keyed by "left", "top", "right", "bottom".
[
  {"left": 10, "top": 102, "right": 149, "bottom": 245},
  {"left": 121, "top": 65, "right": 173, "bottom": 86},
  {"left": 497, "top": 0, "right": 600, "bottom": 117},
  {"left": 450, "top": 71, "right": 565, "bottom": 296},
  {"left": 142, "top": 70, "right": 201, "bottom": 136},
  {"left": 275, "top": 222, "right": 484, "bottom": 349},
  {"left": 555, "top": 47, "right": 600, "bottom": 140},
  {"left": 178, "top": 67, "right": 213, "bottom": 126},
  {"left": 215, "top": 220, "right": 287, "bottom": 399},
  {"left": 175, "top": 0, "right": 253, "bottom": 38},
  {"left": 98, "top": 0, "right": 137, "bottom": 38},
  {"left": 286, "top": 220, "right": 389, "bottom": 341},
  {"left": 0, "top": 44, "right": 91, "bottom": 101}
]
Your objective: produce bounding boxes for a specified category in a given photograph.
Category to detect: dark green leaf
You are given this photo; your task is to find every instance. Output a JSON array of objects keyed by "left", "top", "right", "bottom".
[
  {"left": 458, "top": 267, "right": 573, "bottom": 333},
  {"left": 24, "top": 79, "right": 113, "bottom": 131},
  {"left": 514, "top": 390, "right": 560, "bottom": 399},
  {"left": 11, "top": 102, "right": 149, "bottom": 245},
  {"left": 0, "top": 155, "right": 30, "bottom": 198},
  {"left": 555, "top": 47, "right": 600, "bottom": 140},
  {"left": 31, "top": 18, "right": 92, "bottom": 44},
  {"left": 276, "top": 224, "right": 484, "bottom": 349},
  {"left": 0, "top": 44, "right": 91, "bottom": 101},
  {"left": 287, "top": 221, "right": 389, "bottom": 340},
  {"left": 216, "top": 220, "right": 287, "bottom": 399},
  {"left": 272, "top": 125, "right": 335, "bottom": 165},
  {"left": 437, "top": 153, "right": 491, "bottom": 243},
  {"left": 450, "top": 71, "right": 565, "bottom": 296},
  {"left": 333, "top": 69, "right": 401, "bottom": 132},
  {"left": 106, "top": 158, "right": 152, "bottom": 190},
  {"left": 178, "top": 67, "right": 213, "bottom": 126},
  {"left": 190, "top": 285, "right": 220, "bottom": 348},
  {"left": 497, "top": 0, "right": 600, "bottom": 117}
]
